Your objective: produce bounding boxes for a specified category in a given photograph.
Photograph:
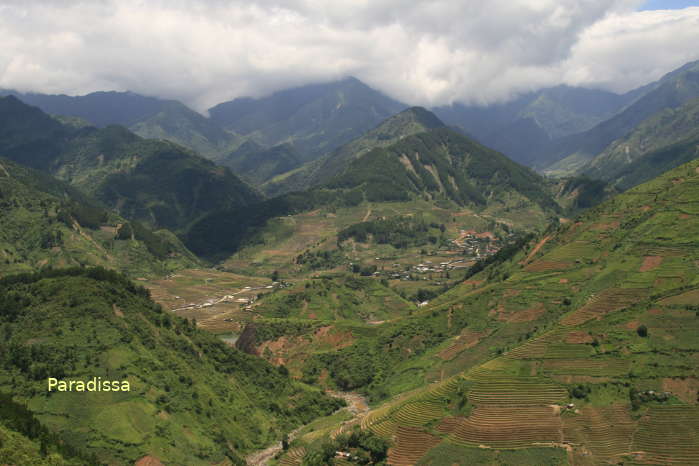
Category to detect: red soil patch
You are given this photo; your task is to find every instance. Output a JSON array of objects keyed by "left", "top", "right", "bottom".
[
  {"left": 641, "top": 205, "right": 652, "bottom": 212},
  {"left": 591, "top": 221, "right": 620, "bottom": 231},
  {"left": 135, "top": 456, "right": 164, "bottom": 466},
  {"left": 522, "top": 235, "right": 552, "bottom": 264},
  {"left": 648, "top": 309, "right": 663, "bottom": 315},
  {"left": 488, "top": 304, "right": 505, "bottom": 318},
  {"left": 679, "top": 213, "right": 691, "bottom": 219},
  {"left": 639, "top": 255, "right": 663, "bottom": 272},
  {"left": 662, "top": 378, "right": 699, "bottom": 404},
  {"left": 559, "top": 278, "right": 569, "bottom": 284},
  {"left": 504, "top": 288, "right": 521, "bottom": 297},
  {"left": 565, "top": 331, "right": 593, "bottom": 344},
  {"left": 625, "top": 320, "right": 641, "bottom": 330},
  {"left": 524, "top": 260, "right": 572, "bottom": 272}
]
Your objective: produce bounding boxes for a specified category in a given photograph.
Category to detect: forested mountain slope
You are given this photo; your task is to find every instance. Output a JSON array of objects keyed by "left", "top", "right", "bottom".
[{"left": 0, "top": 268, "right": 342, "bottom": 465}]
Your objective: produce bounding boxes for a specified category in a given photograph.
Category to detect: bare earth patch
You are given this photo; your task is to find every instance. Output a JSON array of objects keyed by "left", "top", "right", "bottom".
[
  {"left": 625, "top": 320, "right": 641, "bottom": 330},
  {"left": 559, "top": 278, "right": 569, "bottom": 284},
  {"left": 648, "top": 308, "right": 663, "bottom": 315},
  {"left": 135, "top": 456, "right": 164, "bottom": 466},
  {"left": 639, "top": 255, "right": 663, "bottom": 272},
  {"left": 522, "top": 235, "right": 552, "bottom": 264},
  {"left": 525, "top": 260, "right": 572, "bottom": 272},
  {"left": 662, "top": 378, "right": 698, "bottom": 404},
  {"left": 565, "top": 331, "right": 593, "bottom": 344}
]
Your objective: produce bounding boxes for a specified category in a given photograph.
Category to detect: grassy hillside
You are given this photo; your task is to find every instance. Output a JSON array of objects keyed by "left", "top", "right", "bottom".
[
  {"left": 270, "top": 157, "right": 699, "bottom": 465},
  {"left": 0, "top": 267, "right": 343, "bottom": 465},
  {"left": 0, "top": 157, "right": 198, "bottom": 277},
  {"left": 263, "top": 107, "right": 447, "bottom": 196},
  {"left": 0, "top": 96, "right": 260, "bottom": 235}
]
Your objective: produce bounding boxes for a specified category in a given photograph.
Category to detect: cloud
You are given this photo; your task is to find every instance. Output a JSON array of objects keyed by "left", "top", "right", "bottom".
[{"left": 0, "top": 0, "right": 698, "bottom": 111}]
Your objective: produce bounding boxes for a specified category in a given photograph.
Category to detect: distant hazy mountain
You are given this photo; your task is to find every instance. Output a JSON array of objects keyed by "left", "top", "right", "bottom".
[
  {"left": 0, "top": 96, "right": 260, "bottom": 234},
  {"left": 577, "top": 96, "right": 699, "bottom": 190},
  {"left": 208, "top": 77, "right": 408, "bottom": 160},
  {"left": 220, "top": 141, "right": 302, "bottom": 185},
  {"left": 0, "top": 90, "right": 240, "bottom": 159},
  {"left": 433, "top": 85, "right": 639, "bottom": 167},
  {"left": 546, "top": 59, "right": 699, "bottom": 174}
]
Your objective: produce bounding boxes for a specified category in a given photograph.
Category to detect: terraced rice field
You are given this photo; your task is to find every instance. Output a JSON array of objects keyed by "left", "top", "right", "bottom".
[
  {"left": 389, "top": 400, "right": 445, "bottom": 427},
  {"left": 387, "top": 426, "right": 441, "bottom": 465},
  {"left": 561, "top": 288, "right": 646, "bottom": 326},
  {"left": 505, "top": 329, "right": 569, "bottom": 360},
  {"left": 445, "top": 406, "right": 562, "bottom": 449},
  {"left": 278, "top": 447, "right": 306, "bottom": 466},
  {"left": 467, "top": 377, "right": 567, "bottom": 405},
  {"left": 562, "top": 405, "right": 635, "bottom": 462},
  {"left": 542, "top": 358, "right": 630, "bottom": 376},
  {"left": 541, "top": 343, "right": 595, "bottom": 359},
  {"left": 632, "top": 406, "right": 699, "bottom": 464},
  {"left": 524, "top": 260, "right": 572, "bottom": 272}
]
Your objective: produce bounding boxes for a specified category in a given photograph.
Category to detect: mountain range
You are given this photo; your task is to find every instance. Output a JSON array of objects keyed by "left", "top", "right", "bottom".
[{"left": 1, "top": 57, "right": 699, "bottom": 466}]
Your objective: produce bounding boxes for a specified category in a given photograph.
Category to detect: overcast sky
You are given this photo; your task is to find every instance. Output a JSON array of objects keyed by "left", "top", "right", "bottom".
[{"left": 1, "top": 0, "right": 698, "bottom": 111}]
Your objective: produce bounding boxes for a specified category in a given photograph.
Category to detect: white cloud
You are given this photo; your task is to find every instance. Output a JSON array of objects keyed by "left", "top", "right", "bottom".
[{"left": 0, "top": 0, "right": 697, "bottom": 111}]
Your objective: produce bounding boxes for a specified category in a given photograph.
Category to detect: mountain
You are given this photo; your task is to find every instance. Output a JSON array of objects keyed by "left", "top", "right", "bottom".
[
  {"left": 0, "top": 267, "right": 342, "bottom": 465},
  {"left": 186, "top": 115, "right": 560, "bottom": 260},
  {"left": 208, "top": 77, "right": 408, "bottom": 160},
  {"left": 262, "top": 106, "right": 447, "bottom": 196},
  {"left": 319, "top": 124, "right": 558, "bottom": 211},
  {"left": 220, "top": 141, "right": 302, "bottom": 185},
  {"left": 127, "top": 100, "right": 242, "bottom": 159},
  {"left": 273, "top": 157, "right": 699, "bottom": 465},
  {"left": 0, "top": 96, "right": 260, "bottom": 235},
  {"left": 577, "top": 96, "right": 699, "bottom": 190},
  {"left": 0, "top": 90, "right": 240, "bottom": 160},
  {"left": 0, "top": 157, "right": 199, "bottom": 276},
  {"left": 546, "top": 59, "right": 699, "bottom": 173},
  {"left": 433, "top": 85, "right": 638, "bottom": 167}
]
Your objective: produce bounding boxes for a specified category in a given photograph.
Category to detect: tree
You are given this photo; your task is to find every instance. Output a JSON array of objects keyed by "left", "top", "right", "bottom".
[
  {"left": 271, "top": 270, "right": 280, "bottom": 282},
  {"left": 637, "top": 324, "right": 648, "bottom": 337}
]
